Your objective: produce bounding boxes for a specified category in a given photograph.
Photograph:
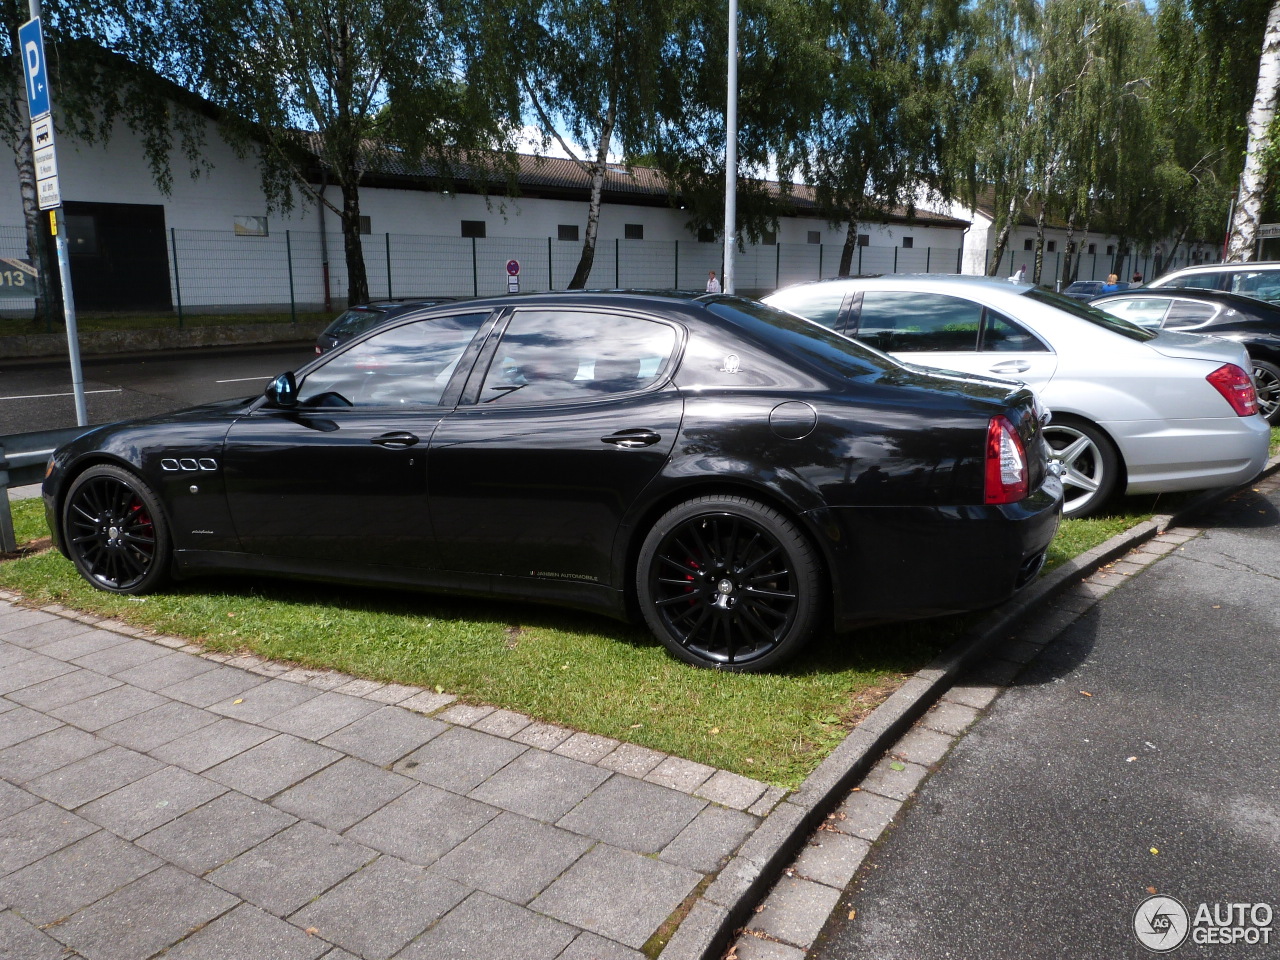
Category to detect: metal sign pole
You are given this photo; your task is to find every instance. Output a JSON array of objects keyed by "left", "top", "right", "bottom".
[
  {"left": 24, "top": 0, "right": 87, "bottom": 427},
  {"left": 721, "top": 0, "right": 738, "bottom": 295}
]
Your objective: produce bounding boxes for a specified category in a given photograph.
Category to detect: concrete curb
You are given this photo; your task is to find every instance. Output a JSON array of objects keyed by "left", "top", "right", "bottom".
[{"left": 664, "top": 450, "right": 1280, "bottom": 960}]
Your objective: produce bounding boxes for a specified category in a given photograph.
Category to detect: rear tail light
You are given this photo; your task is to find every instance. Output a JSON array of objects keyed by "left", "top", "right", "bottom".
[
  {"left": 1206, "top": 363, "right": 1259, "bottom": 417},
  {"left": 985, "top": 415, "right": 1029, "bottom": 504}
]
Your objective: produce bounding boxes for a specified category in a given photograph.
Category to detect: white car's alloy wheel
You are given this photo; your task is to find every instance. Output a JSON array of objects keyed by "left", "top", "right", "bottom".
[{"left": 1043, "top": 420, "right": 1119, "bottom": 517}]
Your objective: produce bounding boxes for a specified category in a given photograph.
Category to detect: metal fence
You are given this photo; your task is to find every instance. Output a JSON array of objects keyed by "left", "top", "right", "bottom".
[{"left": 0, "top": 220, "right": 1217, "bottom": 321}]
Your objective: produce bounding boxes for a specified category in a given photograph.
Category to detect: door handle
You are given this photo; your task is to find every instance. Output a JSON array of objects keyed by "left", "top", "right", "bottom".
[
  {"left": 601, "top": 429, "right": 661, "bottom": 448},
  {"left": 989, "top": 360, "right": 1031, "bottom": 374},
  {"left": 371, "top": 432, "right": 420, "bottom": 448}
]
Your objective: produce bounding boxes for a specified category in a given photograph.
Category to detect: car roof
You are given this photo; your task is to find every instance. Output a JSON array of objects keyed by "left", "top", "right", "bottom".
[
  {"left": 770, "top": 274, "right": 1034, "bottom": 296},
  {"left": 1153, "top": 261, "right": 1280, "bottom": 280}
]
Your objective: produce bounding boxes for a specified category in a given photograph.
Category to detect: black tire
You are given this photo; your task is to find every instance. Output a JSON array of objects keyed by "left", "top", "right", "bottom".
[
  {"left": 636, "top": 495, "right": 823, "bottom": 671},
  {"left": 61, "top": 464, "right": 170, "bottom": 594},
  {"left": 1043, "top": 418, "right": 1121, "bottom": 518},
  {"left": 1251, "top": 358, "right": 1280, "bottom": 426}
]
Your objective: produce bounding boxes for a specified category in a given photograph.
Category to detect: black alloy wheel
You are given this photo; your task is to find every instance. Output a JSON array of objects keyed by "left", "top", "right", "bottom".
[
  {"left": 1252, "top": 358, "right": 1280, "bottom": 425},
  {"left": 637, "top": 496, "right": 822, "bottom": 671},
  {"left": 62, "top": 464, "right": 170, "bottom": 594}
]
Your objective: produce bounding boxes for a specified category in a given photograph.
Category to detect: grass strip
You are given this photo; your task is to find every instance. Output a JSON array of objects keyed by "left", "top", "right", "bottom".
[{"left": 0, "top": 493, "right": 1168, "bottom": 789}]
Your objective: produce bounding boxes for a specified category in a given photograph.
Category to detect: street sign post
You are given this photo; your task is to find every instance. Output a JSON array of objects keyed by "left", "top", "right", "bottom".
[
  {"left": 506, "top": 259, "right": 520, "bottom": 294},
  {"left": 21, "top": 8, "right": 87, "bottom": 427}
]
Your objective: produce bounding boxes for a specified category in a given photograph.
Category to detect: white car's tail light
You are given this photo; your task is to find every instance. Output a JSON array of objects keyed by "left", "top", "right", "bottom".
[
  {"left": 985, "top": 415, "right": 1029, "bottom": 504},
  {"left": 1206, "top": 363, "right": 1259, "bottom": 417}
]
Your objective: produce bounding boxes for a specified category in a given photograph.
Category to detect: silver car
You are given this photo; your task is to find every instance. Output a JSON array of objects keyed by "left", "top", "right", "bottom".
[{"left": 764, "top": 275, "right": 1271, "bottom": 516}]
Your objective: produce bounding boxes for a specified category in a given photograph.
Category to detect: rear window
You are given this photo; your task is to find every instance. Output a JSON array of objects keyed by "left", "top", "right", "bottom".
[
  {"left": 1023, "top": 288, "right": 1158, "bottom": 342},
  {"left": 708, "top": 299, "right": 899, "bottom": 379}
]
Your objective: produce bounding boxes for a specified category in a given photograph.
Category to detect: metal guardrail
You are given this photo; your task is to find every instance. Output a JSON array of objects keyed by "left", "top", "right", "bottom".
[{"left": 0, "top": 425, "right": 96, "bottom": 553}]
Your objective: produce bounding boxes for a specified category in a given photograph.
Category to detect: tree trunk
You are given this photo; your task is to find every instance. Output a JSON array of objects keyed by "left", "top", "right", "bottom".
[
  {"left": 570, "top": 162, "right": 607, "bottom": 289},
  {"left": 339, "top": 178, "right": 369, "bottom": 305},
  {"left": 1063, "top": 208, "right": 1078, "bottom": 285},
  {"left": 837, "top": 221, "right": 857, "bottom": 276},
  {"left": 1032, "top": 202, "right": 1047, "bottom": 285},
  {"left": 1227, "top": 0, "right": 1280, "bottom": 262},
  {"left": 988, "top": 190, "right": 1021, "bottom": 276},
  {"left": 11, "top": 125, "right": 53, "bottom": 325}
]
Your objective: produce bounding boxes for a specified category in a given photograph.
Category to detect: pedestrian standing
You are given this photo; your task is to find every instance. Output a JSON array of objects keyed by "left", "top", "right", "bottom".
[{"left": 706, "top": 270, "right": 722, "bottom": 294}]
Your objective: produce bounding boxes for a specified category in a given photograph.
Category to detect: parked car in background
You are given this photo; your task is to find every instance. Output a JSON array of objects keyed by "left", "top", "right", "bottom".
[
  {"left": 43, "top": 292, "right": 1062, "bottom": 672},
  {"left": 1148, "top": 261, "right": 1280, "bottom": 304},
  {"left": 1061, "top": 280, "right": 1107, "bottom": 301},
  {"left": 1090, "top": 287, "right": 1280, "bottom": 424},
  {"left": 764, "top": 275, "right": 1270, "bottom": 517},
  {"left": 315, "top": 297, "right": 459, "bottom": 354}
]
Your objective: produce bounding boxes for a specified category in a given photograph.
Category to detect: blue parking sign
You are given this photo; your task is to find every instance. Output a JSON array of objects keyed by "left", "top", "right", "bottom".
[{"left": 19, "top": 18, "right": 51, "bottom": 121}]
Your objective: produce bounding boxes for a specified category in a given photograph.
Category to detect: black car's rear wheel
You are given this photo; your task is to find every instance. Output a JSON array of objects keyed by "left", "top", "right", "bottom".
[
  {"left": 637, "top": 496, "right": 822, "bottom": 671},
  {"left": 1252, "top": 358, "right": 1280, "bottom": 425},
  {"left": 62, "top": 464, "right": 170, "bottom": 594}
]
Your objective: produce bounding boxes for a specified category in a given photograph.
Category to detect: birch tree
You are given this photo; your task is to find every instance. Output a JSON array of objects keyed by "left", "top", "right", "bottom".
[{"left": 1226, "top": 0, "right": 1280, "bottom": 261}]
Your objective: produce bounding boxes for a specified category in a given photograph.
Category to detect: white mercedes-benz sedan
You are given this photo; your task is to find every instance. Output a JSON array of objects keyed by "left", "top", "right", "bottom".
[{"left": 764, "top": 275, "right": 1270, "bottom": 516}]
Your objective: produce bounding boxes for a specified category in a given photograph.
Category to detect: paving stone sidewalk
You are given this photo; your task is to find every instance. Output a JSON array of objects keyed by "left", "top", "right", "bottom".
[{"left": 0, "top": 595, "right": 783, "bottom": 960}]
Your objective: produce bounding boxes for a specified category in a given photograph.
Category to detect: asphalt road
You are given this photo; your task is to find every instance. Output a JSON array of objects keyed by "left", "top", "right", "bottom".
[
  {"left": 810, "top": 484, "right": 1280, "bottom": 959},
  {"left": 0, "top": 342, "right": 318, "bottom": 435}
]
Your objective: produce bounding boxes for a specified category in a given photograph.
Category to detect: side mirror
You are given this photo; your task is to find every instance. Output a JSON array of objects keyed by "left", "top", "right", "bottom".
[{"left": 265, "top": 371, "right": 298, "bottom": 408}]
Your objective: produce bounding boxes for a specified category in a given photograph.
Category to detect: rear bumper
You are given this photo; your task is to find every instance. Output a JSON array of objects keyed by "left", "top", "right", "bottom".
[
  {"left": 816, "top": 475, "right": 1063, "bottom": 630},
  {"left": 1105, "top": 415, "right": 1270, "bottom": 494}
]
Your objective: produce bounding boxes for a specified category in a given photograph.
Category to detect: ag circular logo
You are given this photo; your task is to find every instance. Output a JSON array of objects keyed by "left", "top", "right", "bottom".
[{"left": 1134, "top": 895, "right": 1190, "bottom": 953}]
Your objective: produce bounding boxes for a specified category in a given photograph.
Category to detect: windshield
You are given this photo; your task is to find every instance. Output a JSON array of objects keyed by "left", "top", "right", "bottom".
[{"left": 1023, "top": 288, "right": 1158, "bottom": 342}]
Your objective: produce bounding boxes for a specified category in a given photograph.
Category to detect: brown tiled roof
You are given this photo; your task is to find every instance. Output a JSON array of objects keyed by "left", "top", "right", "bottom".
[
  {"left": 970, "top": 183, "right": 1071, "bottom": 230},
  {"left": 348, "top": 142, "right": 968, "bottom": 228}
]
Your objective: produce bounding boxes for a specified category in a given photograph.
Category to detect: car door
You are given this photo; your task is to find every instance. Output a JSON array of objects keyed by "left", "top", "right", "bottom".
[
  {"left": 852, "top": 289, "right": 1059, "bottom": 388},
  {"left": 221, "top": 311, "right": 492, "bottom": 568},
  {"left": 428, "top": 306, "right": 684, "bottom": 587}
]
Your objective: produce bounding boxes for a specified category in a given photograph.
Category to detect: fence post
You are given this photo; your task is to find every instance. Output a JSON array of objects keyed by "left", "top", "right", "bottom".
[
  {"left": 386, "top": 233, "right": 393, "bottom": 298},
  {"left": 615, "top": 238, "right": 620, "bottom": 288},
  {"left": 956, "top": 246, "right": 963, "bottom": 273},
  {"left": 169, "top": 227, "right": 184, "bottom": 328},
  {"left": 548, "top": 237, "right": 553, "bottom": 291},
  {"left": 471, "top": 237, "right": 478, "bottom": 297},
  {"left": 926, "top": 247, "right": 931, "bottom": 272},
  {"left": 286, "top": 230, "right": 297, "bottom": 324},
  {"left": 775, "top": 242, "right": 780, "bottom": 289},
  {"left": 819, "top": 244, "right": 824, "bottom": 279},
  {"left": 674, "top": 240, "right": 679, "bottom": 289},
  {"left": 893, "top": 247, "right": 898, "bottom": 272}
]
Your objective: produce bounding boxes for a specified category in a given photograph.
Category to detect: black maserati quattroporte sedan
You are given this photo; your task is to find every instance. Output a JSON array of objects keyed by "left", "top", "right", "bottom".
[{"left": 44, "top": 292, "right": 1062, "bottom": 670}]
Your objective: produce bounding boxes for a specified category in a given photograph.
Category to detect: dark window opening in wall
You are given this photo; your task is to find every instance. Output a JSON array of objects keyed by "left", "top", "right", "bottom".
[
  {"left": 761, "top": 230, "right": 777, "bottom": 246},
  {"left": 902, "top": 236, "right": 914, "bottom": 249},
  {"left": 697, "top": 226, "right": 716, "bottom": 243},
  {"left": 1023, "top": 238, "right": 1034, "bottom": 251},
  {"left": 1106, "top": 244, "right": 1115, "bottom": 255},
  {"left": 624, "top": 223, "right": 644, "bottom": 240},
  {"left": 461, "top": 220, "right": 486, "bottom": 238},
  {"left": 52, "top": 201, "right": 172, "bottom": 312},
  {"left": 807, "top": 231, "right": 821, "bottom": 245},
  {"left": 857, "top": 234, "right": 870, "bottom": 247},
  {"left": 1047, "top": 241, "right": 1056, "bottom": 253},
  {"left": 358, "top": 216, "right": 372, "bottom": 236},
  {"left": 557, "top": 224, "right": 579, "bottom": 242},
  {"left": 1088, "top": 243, "right": 1097, "bottom": 255}
]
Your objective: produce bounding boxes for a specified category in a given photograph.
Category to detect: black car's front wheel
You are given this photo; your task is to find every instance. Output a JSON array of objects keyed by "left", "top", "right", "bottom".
[
  {"left": 1252, "top": 358, "right": 1280, "bottom": 425},
  {"left": 637, "top": 496, "right": 823, "bottom": 671},
  {"left": 62, "top": 464, "right": 170, "bottom": 594}
]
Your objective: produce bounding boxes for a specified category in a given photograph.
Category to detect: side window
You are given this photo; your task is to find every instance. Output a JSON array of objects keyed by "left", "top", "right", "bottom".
[
  {"left": 1179, "top": 273, "right": 1222, "bottom": 291},
  {"left": 297, "top": 312, "right": 489, "bottom": 408},
  {"left": 1163, "top": 300, "right": 1220, "bottom": 329},
  {"left": 980, "top": 310, "right": 1049, "bottom": 352},
  {"left": 1231, "top": 272, "right": 1280, "bottom": 302},
  {"left": 478, "top": 310, "right": 678, "bottom": 405},
  {"left": 856, "top": 291, "right": 981, "bottom": 353},
  {"left": 1097, "top": 298, "right": 1171, "bottom": 328},
  {"left": 767, "top": 287, "right": 849, "bottom": 331}
]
